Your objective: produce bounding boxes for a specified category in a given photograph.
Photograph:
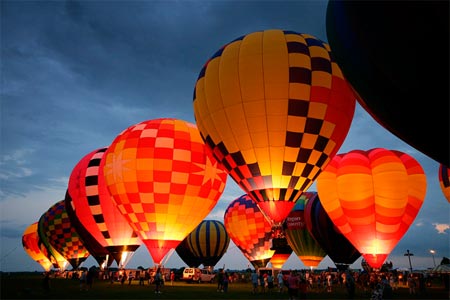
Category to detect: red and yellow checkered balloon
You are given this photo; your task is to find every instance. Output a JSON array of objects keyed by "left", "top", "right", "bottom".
[
  {"left": 317, "top": 148, "right": 427, "bottom": 269},
  {"left": 103, "top": 118, "right": 228, "bottom": 265},
  {"left": 22, "top": 222, "right": 53, "bottom": 272},
  {"left": 194, "top": 29, "right": 356, "bottom": 226},
  {"left": 224, "top": 194, "right": 274, "bottom": 268}
]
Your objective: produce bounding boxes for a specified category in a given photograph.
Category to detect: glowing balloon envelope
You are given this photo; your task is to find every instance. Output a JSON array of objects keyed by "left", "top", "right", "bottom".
[
  {"left": 326, "top": 1, "right": 449, "bottom": 166},
  {"left": 103, "top": 118, "right": 227, "bottom": 265},
  {"left": 67, "top": 147, "right": 141, "bottom": 268},
  {"left": 193, "top": 29, "right": 356, "bottom": 229},
  {"left": 39, "top": 200, "right": 90, "bottom": 269},
  {"left": 438, "top": 164, "right": 450, "bottom": 203},
  {"left": 224, "top": 194, "right": 274, "bottom": 269},
  {"left": 283, "top": 195, "right": 326, "bottom": 268},
  {"left": 22, "top": 222, "right": 53, "bottom": 271},
  {"left": 316, "top": 148, "right": 427, "bottom": 268},
  {"left": 269, "top": 237, "right": 293, "bottom": 269}
]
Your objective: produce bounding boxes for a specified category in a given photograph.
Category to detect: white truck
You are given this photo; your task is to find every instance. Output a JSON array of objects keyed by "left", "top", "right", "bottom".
[{"left": 182, "top": 267, "right": 216, "bottom": 283}]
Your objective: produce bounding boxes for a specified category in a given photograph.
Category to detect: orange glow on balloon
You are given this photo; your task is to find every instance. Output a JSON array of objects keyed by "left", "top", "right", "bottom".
[
  {"left": 316, "top": 148, "right": 426, "bottom": 268},
  {"left": 103, "top": 118, "right": 227, "bottom": 265},
  {"left": 438, "top": 164, "right": 450, "bottom": 203}
]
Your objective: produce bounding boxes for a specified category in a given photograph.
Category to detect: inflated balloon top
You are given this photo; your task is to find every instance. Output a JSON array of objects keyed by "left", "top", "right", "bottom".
[
  {"left": 326, "top": 1, "right": 449, "bottom": 166},
  {"left": 103, "top": 118, "right": 227, "bottom": 265},
  {"left": 316, "top": 148, "right": 427, "bottom": 269},
  {"left": 193, "top": 29, "right": 356, "bottom": 228}
]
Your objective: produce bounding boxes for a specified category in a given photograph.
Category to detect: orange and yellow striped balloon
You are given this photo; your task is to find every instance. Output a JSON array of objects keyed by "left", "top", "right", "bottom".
[
  {"left": 438, "top": 164, "right": 450, "bottom": 203},
  {"left": 103, "top": 118, "right": 228, "bottom": 265},
  {"left": 316, "top": 148, "right": 426, "bottom": 268},
  {"left": 22, "top": 222, "right": 53, "bottom": 272}
]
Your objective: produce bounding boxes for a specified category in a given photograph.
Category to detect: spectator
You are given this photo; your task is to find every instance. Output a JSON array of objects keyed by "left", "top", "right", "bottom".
[
  {"left": 251, "top": 270, "right": 259, "bottom": 294},
  {"left": 154, "top": 267, "right": 162, "bottom": 294},
  {"left": 170, "top": 271, "right": 175, "bottom": 286},
  {"left": 288, "top": 271, "right": 300, "bottom": 300},
  {"left": 223, "top": 271, "right": 229, "bottom": 292},
  {"left": 277, "top": 271, "right": 285, "bottom": 293}
]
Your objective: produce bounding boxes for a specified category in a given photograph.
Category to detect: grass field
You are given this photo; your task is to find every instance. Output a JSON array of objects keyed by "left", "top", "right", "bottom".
[{"left": 1, "top": 272, "right": 449, "bottom": 299}]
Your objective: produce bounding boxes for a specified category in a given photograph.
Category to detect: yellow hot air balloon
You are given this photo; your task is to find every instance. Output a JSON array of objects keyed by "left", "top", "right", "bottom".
[
  {"left": 22, "top": 222, "right": 53, "bottom": 271},
  {"left": 193, "top": 29, "right": 356, "bottom": 233},
  {"left": 316, "top": 148, "right": 427, "bottom": 269}
]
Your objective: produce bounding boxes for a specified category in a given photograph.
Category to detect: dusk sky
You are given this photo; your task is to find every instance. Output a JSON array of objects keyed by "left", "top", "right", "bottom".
[{"left": 1, "top": 0, "right": 448, "bottom": 273}]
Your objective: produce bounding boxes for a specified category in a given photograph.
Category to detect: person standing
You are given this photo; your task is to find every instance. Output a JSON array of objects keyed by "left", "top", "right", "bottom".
[
  {"left": 222, "top": 271, "right": 229, "bottom": 292},
  {"left": 277, "top": 271, "right": 284, "bottom": 293},
  {"left": 217, "top": 269, "right": 224, "bottom": 292},
  {"left": 170, "top": 271, "right": 175, "bottom": 286},
  {"left": 251, "top": 270, "right": 259, "bottom": 294},
  {"left": 154, "top": 267, "right": 162, "bottom": 294},
  {"left": 288, "top": 271, "right": 300, "bottom": 300}
]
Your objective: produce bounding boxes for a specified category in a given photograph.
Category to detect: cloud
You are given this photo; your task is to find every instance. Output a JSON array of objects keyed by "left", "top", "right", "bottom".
[{"left": 433, "top": 223, "right": 450, "bottom": 234}]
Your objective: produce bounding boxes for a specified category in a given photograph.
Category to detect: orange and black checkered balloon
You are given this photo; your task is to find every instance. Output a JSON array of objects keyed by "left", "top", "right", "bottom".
[
  {"left": 224, "top": 194, "right": 274, "bottom": 268},
  {"left": 194, "top": 29, "right": 356, "bottom": 225},
  {"left": 39, "top": 200, "right": 90, "bottom": 269},
  {"left": 317, "top": 148, "right": 426, "bottom": 269},
  {"left": 438, "top": 164, "right": 450, "bottom": 203},
  {"left": 103, "top": 118, "right": 227, "bottom": 265},
  {"left": 22, "top": 222, "right": 53, "bottom": 271}
]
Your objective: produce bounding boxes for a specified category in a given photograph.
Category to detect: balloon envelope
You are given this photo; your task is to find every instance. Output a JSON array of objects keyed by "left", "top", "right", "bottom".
[
  {"left": 224, "top": 194, "right": 274, "bottom": 268},
  {"left": 183, "top": 220, "right": 230, "bottom": 268},
  {"left": 176, "top": 238, "right": 202, "bottom": 268},
  {"left": 67, "top": 147, "right": 141, "bottom": 268},
  {"left": 326, "top": 0, "right": 449, "bottom": 166},
  {"left": 438, "top": 164, "right": 450, "bottom": 203},
  {"left": 22, "top": 222, "right": 53, "bottom": 271},
  {"left": 103, "top": 118, "right": 227, "bottom": 265},
  {"left": 193, "top": 29, "right": 356, "bottom": 226},
  {"left": 303, "top": 191, "right": 360, "bottom": 270},
  {"left": 39, "top": 200, "right": 90, "bottom": 269},
  {"left": 316, "top": 148, "right": 427, "bottom": 268},
  {"left": 284, "top": 195, "right": 326, "bottom": 268}
]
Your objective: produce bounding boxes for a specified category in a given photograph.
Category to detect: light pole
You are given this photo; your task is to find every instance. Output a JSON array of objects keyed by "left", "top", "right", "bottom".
[
  {"left": 430, "top": 250, "right": 437, "bottom": 267},
  {"left": 404, "top": 249, "right": 414, "bottom": 273}
]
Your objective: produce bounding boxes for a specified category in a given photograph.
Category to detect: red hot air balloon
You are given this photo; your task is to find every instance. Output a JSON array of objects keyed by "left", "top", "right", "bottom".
[
  {"left": 438, "top": 164, "right": 450, "bottom": 203},
  {"left": 224, "top": 194, "right": 274, "bottom": 269},
  {"left": 269, "top": 237, "right": 293, "bottom": 269},
  {"left": 304, "top": 191, "right": 360, "bottom": 270},
  {"left": 316, "top": 148, "right": 427, "bottom": 269},
  {"left": 67, "top": 147, "right": 141, "bottom": 268},
  {"left": 103, "top": 118, "right": 227, "bottom": 265},
  {"left": 39, "top": 200, "right": 90, "bottom": 270},
  {"left": 193, "top": 29, "right": 356, "bottom": 233},
  {"left": 22, "top": 222, "right": 53, "bottom": 271}
]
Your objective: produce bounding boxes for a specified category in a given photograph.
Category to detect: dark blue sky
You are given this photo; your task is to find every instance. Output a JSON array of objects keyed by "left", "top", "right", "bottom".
[{"left": 1, "top": 0, "right": 448, "bottom": 272}]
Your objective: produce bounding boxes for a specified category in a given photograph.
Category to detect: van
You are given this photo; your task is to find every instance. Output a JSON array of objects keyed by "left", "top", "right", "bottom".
[{"left": 182, "top": 267, "right": 216, "bottom": 283}]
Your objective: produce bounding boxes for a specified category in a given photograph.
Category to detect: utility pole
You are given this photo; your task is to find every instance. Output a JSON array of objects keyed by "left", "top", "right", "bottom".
[{"left": 404, "top": 249, "right": 414, "bottom": 273}]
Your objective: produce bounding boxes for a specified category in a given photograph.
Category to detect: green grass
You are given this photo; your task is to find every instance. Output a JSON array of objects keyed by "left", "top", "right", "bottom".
[{"left": 1, "top": 272, "right": 449, "bottom": 299}]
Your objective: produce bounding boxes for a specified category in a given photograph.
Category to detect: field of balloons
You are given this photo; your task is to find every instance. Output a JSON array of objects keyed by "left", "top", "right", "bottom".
[{"left": 21, "top": 1, "right": 449, "bottom": 277}]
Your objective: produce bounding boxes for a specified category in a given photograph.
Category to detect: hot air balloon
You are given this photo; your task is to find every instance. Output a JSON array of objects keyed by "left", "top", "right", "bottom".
[
  {"left": 193, "top": 29, "right": 356, "bottom": 233},
  {"left": 283, "top": 194, "right": 327, "bottom": 269},
  {"left": 439, "top": 164, "right": 450, "bottom": 203},
  {"left": 22, "top": 222, "right": 53, "bottom": 271},
  {"left": 39, "top": 200, "right": 90, "bottom": 270},
  {"left": 66, "top": 147, "right": 141, "bottom": 269},
  {"left": 303, "top": 191, "right": 360, "bottom": 270},
  {"left": 316, "top": 148, "right": 427, "bottom": 269},
  {"left": 176, "top": 238, "right": 202, "bottom": 268},
  {"left": 103, "top": 118, "right": 227, "bottom": 265},
  {"left": 326, "top": 0, "right": 449, "bottom": 166},
  {"left": 224, "top": 194, "right": 274, "bottom": 269},
  {"left": 182, "top": 220, "right": 230, "bottom": 268},
  {"left": 37, "top": 230, "right": 69, "bottom": 271},
  {"left": 269, "top": 237, "right": 293, "bottom": 269}
]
